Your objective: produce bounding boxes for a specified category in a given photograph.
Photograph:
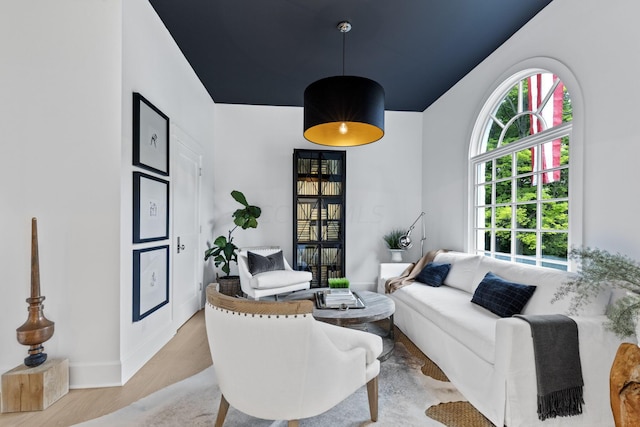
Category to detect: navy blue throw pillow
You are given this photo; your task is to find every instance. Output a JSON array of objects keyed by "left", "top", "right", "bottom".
[
  {"left": 471, "top": 272, "right": 536, "bottom": 317},
  {"left": 247, "top": 251, "right": 285, "bottom": 275},
  {"left": 415, "top": 262, "right": 451, "bottom": 287}
]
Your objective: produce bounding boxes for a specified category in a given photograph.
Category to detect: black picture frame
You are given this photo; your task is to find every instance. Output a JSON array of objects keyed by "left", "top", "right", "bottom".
[
  {"left": 133, "top": 245, "right": 170, "bottom": 321},
  {"left": 133, "top": 92, "right": 169, "bottom": 176},
  {"left": 133, "top": 172, "right": 169, "bottom": 243}
]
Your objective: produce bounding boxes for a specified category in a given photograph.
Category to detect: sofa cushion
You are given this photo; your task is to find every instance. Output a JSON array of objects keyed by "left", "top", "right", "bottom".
[
  {"left": 471, "top": 272, "right": 537, "bottom": 318},
  {"left": 471, "top": 256, "right": 611, "bottom": 316},
  {"left": 248, "top": 250, "right": 285, "bottom": 275},
  {"left": 434, "top": 252, "right": 483, "bottom": 293},
  {"left": 415, "top": 262, "right": 451, "bottom": 287},
  {"left": 392, "top": 283, "right": 498, "bottom": 364},
  {"left": 250, "top": 269, "right": 312, "bottom": 289}
]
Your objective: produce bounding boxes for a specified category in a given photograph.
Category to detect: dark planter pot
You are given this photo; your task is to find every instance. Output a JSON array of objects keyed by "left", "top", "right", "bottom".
[{"left": 217, "top": 275, "right": 241, "bottom": 297}]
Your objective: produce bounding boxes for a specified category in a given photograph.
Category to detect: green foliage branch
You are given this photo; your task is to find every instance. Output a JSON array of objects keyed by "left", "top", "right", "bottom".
[
  {"left": 552, "top": 247, "right": 640, "bottom": 338},
  {"left": 204, "top": 190, "right": 262, "bottom": 276}
]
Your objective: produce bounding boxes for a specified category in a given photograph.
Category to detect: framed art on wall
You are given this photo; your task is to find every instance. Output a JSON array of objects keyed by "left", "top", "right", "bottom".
[
  {"left": 133, "top": 171, "right": 169, "bottom": 243},
  {"left": 133, "top": 92, "right": 169, "bottom": 176},
  {"left": 133, "top": 245, "right": 169, "bottom": 321}
]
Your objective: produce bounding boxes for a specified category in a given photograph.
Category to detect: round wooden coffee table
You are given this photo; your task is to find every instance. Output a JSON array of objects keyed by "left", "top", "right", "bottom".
[{"left": 284, "top": 289, "right": 395, "bottom": 361}]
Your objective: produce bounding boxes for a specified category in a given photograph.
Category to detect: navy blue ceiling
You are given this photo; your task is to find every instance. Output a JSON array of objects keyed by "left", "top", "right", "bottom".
[{"left": 149, "top": 0, "right": 553, "bottom": 112}]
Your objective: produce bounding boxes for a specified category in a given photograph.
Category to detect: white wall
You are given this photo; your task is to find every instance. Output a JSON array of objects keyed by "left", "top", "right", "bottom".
[
  {"left": 0, "top": 0, "right": 123, "bottom": 384},
  {"left": 0, "top": 0, "right": 215, "bottom": 388},
  {"left": 422, "top": 0, "right": 640, "bottom": 261},
  {"left": 211, "top": 105, "right": 423, "bottom": 288},
  {"left": 120, "top": 0, "right": 216, "bottom": 383}
]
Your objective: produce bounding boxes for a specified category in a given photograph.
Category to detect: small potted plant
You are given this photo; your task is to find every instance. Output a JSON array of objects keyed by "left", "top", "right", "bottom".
[
  {"left": 204, "top": 190, "right": 261, "bottom": 296},
  {"left": 383, "top": 228, "right": 406, "bottom": 262},
  {"left": 553, "top": 246, "right": 640, "bottom": 338},
  {"left": 328, "top": 277, "right": 350, "bottom": 289}
]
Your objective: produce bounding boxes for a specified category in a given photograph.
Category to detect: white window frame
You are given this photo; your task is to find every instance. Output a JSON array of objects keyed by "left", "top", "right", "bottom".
[{"left": 468, "top": 66, "right": 582, "bottom": 270}]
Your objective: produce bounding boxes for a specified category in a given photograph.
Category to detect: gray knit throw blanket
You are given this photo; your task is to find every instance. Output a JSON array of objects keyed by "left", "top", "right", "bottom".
[{"left": 514, "top": 314, "right": 584, "bottom": 420}]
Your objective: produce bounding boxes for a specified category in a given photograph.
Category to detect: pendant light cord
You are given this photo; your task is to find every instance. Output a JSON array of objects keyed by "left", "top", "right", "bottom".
[
  {"left": 338, "top": 21, "right": 351, "bottom": 76},
  {"left": 342, "top": 30, "right": 346, "bottom": 76}
]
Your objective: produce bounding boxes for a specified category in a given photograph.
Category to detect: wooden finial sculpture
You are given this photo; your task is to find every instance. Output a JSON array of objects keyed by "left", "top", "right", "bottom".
[{"left": 16, "top": 218, "right": 55, "bottom": 367}]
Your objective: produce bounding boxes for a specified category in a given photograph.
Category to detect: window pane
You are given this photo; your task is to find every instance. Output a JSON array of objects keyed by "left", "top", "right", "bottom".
[
  {"left": 322, "top": 246, "right": 343, "bottom": 280},
  {"left": 493, "top": 84, "right": 519, "bottom": 127},
  {"left": 560, "top": 137, "right": 570, "bottom": 166},
  {"left": 541, "top": 232, "right": 568, "bottom": 262},
  {"left": 322, "top": 201, "right": 341, "bottom": 241},
  {"left": 502, "top": 116, "right": 530, "bottom": 143},
  {"left": 480, "top": 207, "right": 492, "bottom": 228},
  {"left": 516, "top": 148, "right": 533, "bottom": 174},
  {"left": 297, "top": 179, "right": 318, "bottom": 196},
  {"left": 297, "top": 245, "right": 318, "bottom": 286},
  {"left": 515, "top": 257, "right": 536, "bottom": 266},
  {"left": 482, "top": 230, "right": 491, "bottom": 252},
  {"left": 542, "top": 168, "right": 568, "bottom": 199},
  {"left": 495, "top": 206, "right": 511, "bottom": 229},
  {"left": 486, "top": 120, "right": 502, "bottom": 152},
  {"left": 495, "top": 154, "right": 512, "bottom": 179},
  {"left": 541, "top": 262, "right": 567, "bottom": 271},
  {"left": 476, "top": 183, "right": 492, "bottom": 206},
  {"left": 495, "top": 252, "right": 511, "bottom": 261},
  {"left": 517, "top": 175, "right": 535, "bottom": 202},
  {"left": 542, "top": 201, "right": 568, "bottom": 230},
  {"left": 537, "top": 80, "right": 572, "bottom": 126},
  {"left": 477, "top": 161, "right": 491, "bottom": 183},
  {"left": 495, "top": 180, "right": 512, "bottom": 203},
  {"left": 516, "top": 203, "right": 536, "bottom": 229},
  {"left": 495, "top": 231, "right": 511, "bottom": 254},
  {"left": 474, "top": 229, "right": 489, "bottom": 252},
  {"left": 296, "top": 199, "right": 318, "bottom": 241},
  {"left": 321, "top": 179, "right": 341, "bottom": 196},
  {"left": 515, "top": 232, "right": 536, "bottom": 256}
]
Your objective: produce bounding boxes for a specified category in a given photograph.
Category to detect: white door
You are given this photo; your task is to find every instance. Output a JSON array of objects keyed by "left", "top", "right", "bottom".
[{"left": 172, "top": 129, "right": 202, "bottom": 328}]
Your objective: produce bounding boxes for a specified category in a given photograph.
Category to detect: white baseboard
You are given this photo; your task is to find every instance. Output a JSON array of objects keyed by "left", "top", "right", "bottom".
[{"left": 68, "top": 360, "right": 123, "bottom": 389}]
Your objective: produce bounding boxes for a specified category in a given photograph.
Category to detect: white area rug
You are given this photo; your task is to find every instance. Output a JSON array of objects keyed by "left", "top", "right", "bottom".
[{"left": 73, "top": 343, "right": 465, "bottom": 427}]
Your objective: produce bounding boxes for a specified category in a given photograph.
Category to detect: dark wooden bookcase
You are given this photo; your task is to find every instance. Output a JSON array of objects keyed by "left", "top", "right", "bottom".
[{"left": 293, "top": 149, "right": 346, "bottom": 287}]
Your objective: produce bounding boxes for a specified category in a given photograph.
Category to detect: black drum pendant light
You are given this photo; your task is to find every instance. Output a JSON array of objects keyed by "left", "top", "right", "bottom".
[{"left": 304, "top": 21, "right": 385, "bottom": 147}]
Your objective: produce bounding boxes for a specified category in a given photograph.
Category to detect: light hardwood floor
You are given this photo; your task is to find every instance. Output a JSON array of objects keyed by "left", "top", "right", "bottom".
[{"left": 1, "top": 309, "right": 212, "bottom": 427}]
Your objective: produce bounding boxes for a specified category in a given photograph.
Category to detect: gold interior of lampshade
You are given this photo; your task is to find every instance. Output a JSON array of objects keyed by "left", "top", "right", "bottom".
[{"left": 304, "top": 121, "right": 384, "bottom": 147}]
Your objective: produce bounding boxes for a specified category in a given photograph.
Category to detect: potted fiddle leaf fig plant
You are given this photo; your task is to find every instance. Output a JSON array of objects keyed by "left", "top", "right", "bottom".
[{"left": 204, "top": 190, "right": 261, "bottom": 295}]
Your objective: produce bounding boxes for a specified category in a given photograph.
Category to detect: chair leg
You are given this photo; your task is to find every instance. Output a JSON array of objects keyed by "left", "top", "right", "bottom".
[
  {"left": 215, "top": 394, "right": 230, "bottom": 427},
  {"left": 367, "top": 376, "right": 379, "bottom": 422},
  {"left": 287, "top": 420, "right": 299, "bottom": 427}
]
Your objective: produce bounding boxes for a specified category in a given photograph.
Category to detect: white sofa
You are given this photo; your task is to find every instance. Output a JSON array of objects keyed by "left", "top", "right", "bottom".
[{"left": 378, "top": 250, "right": 626, "bottom": 427}]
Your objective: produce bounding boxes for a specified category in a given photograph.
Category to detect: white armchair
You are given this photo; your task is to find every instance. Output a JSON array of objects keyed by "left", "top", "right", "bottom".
[
  {"left": 237, "top": 246, "right": 312, "bottom": 300},
  {"left": 205, "top": 285, "right": 382, "bottom": 426}
]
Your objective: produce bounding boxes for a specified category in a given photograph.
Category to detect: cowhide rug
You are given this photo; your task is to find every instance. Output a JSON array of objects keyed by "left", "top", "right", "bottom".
[{"left": 73, "top": 342, "right": 466, "bottom": 427}]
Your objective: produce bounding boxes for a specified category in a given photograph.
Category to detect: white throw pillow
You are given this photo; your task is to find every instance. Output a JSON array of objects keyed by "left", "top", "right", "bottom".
[{"left": 433, "top": 252, "right": 482, "bottom": 294}]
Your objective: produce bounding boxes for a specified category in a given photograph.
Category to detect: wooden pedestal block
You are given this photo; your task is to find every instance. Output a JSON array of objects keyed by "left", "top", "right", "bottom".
[{"left": 1, "top": 358, "right": 69, "bottom": 413}]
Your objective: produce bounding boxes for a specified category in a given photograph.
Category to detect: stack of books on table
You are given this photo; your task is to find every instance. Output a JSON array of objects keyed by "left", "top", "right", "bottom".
[{"left": 324, "top": 289, "right": 357, "bottom": 307}]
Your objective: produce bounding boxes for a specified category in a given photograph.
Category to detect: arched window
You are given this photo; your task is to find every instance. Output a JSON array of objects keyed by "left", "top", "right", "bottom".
[{"left": 470, "top": 70, "right": 572, "bottom": 270}]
